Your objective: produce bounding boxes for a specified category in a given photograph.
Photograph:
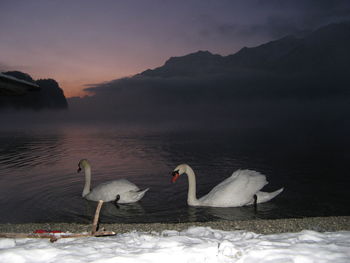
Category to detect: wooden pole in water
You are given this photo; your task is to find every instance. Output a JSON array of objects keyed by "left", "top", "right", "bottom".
[
  {"left": 0, "top": 199, "right": 116, "bottom": 241},
  {"left": 92, "top": 200, "right": 104, "bottom": 235}
]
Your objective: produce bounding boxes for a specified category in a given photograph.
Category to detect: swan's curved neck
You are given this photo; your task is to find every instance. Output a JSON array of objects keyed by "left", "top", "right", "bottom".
[
  {"left": 186, "top": 166, "right": 199, "bottom": 206},
  {"left": 82, "top": 166, "right": 91, "bottom": 197}
]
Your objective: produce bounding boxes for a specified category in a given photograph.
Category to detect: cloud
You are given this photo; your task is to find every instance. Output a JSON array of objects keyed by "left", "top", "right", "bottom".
[
  {"left": 206, "top": 0, "right": 350, "bottom": 40},
  {"left": 258, "top": 0, "right": 350, "bottom": 37}
]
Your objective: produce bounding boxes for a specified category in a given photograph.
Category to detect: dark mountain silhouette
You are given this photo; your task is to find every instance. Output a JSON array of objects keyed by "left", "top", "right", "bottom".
[
  {"left": 141, "top": 22, "right": 350, "bottom": 77},
  {"left": 35, "top": 79, "right": 68, "bottom": 109},
  {"left": 141, "top": 51, "right": 225, "bottom": 77},
  {"left": 72, "top": 22, "right": 350, "bottom": 124},
  {"left": 224, "top": 35, "right": 303, "bottom": 70},
  {"left": 0, "top": 71, "right": 68, "bottom": 110},
  {"left": 271, "top": 23, "right": 350, "bottom": 74}
]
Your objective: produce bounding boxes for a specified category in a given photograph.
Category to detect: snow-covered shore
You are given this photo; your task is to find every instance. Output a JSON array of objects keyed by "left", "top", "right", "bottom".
[
  {"left": 1, "top": 226, "right": 350, "bottom": 263},
  {"left": 1, "top": 216, "right": 349, "bottom": 234}
]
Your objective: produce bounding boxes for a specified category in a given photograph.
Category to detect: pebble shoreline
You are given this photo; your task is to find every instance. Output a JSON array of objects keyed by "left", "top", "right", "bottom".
[{"left": 0, "top": 216, "right": 349, "bottom": 235}]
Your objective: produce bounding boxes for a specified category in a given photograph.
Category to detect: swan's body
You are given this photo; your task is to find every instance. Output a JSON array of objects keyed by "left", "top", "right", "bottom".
[
  {"left": 172, "top": 164, "right": 283, "bottom": 207},
  {"left": 78, "top": 159, "right": 149, "bottom": 203}
]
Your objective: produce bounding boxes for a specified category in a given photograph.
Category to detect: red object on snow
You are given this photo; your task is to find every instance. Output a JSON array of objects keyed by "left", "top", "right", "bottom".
[{"left": 34, "top": 229, "right": 63, "bottom": 234}]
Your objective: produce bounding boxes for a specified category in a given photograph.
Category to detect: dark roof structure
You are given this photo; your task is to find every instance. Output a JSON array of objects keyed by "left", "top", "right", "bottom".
[{"left": 0, "top": 72, "right": 40, "bottom": 96}]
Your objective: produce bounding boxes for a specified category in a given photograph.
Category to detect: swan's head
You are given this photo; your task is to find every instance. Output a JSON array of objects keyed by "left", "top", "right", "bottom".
[
  {"left": 77, "top": 159, "right": 90, "bottom": 173},
  {"left": 172, "top": 164, "right": 188, "bottom": 183}
]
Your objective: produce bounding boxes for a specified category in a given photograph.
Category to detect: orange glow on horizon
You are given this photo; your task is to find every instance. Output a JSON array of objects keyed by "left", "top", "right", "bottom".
[
  {"left": 59, "top": 77, "right": 116, "bottom": 98},
  {"left": 27, "top": 59, "right": 160, "bottom": 99},
  {"left": 60, "top": 82, "right": 91, "bottom": 98},
  {"left": 33, "top": 70, "right": 138, "bottom": 98},
  {"left": 58, "top": 76, "right": 109, "bottom": 97}
]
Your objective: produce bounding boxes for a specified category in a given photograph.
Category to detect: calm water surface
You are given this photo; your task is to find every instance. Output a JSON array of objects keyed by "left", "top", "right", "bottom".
[{"left": 0, "top": 123, "right": 349, "bottom": 223}]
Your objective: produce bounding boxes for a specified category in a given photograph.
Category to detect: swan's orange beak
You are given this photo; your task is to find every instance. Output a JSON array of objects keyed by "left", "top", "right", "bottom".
[{"left": 172, "top": 171, "right": 180, "bottom": 183}]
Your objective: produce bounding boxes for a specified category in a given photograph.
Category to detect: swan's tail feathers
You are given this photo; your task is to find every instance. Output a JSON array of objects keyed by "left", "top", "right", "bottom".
[
  {"left": 256, "top": 187, "right": 284, "bottom": 204},
  {"left": 132, "top": 188, "right": 149, "bottom": 202},
  {"left": 118, "top": 188, "right": 150, "bottom": 203},
  {"left": 137, "top": 188, "right": 149, "bottom": 200}
]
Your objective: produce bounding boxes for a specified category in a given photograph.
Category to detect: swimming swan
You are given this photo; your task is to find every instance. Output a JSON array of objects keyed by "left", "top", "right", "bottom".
[
  {"left": 77, "top": 159, "right": 149, "bottom": 203},
  {"left": 172, "top": 164, "right": 283, "bottom": 207}
]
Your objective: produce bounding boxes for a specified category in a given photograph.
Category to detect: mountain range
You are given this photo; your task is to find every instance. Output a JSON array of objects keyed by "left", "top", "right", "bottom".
[
  {"left": 140, "top": 22, "right": 350, "bottom": 78},
  {"left": 70, "top": 22, "right": 350, "bottom": 124}
]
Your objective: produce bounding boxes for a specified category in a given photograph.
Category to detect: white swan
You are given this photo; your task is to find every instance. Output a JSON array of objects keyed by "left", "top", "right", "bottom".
[
  {"left": 77, "top": 159, "right": 149, "bottom": 203},
  {"left": 172, "top": 164, "right": 284, "bottom": 207}
]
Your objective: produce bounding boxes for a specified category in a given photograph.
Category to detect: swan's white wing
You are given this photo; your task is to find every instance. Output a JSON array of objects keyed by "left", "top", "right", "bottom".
[
  {"left": 199, "top": 169, "right": 268, "bottom": 207},
  {"left": 86, "top": 179, "right": 139, "bottom": 202}
]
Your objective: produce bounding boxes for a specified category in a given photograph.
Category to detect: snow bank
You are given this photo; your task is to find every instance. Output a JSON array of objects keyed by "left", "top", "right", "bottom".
[{"left": 0, "top": 227, "right": 349, "bottom": 263}]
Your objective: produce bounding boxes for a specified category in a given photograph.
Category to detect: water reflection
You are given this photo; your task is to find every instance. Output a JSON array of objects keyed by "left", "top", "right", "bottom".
[{"left": 0, "top": 130, "right": 65, "bottom": 170}]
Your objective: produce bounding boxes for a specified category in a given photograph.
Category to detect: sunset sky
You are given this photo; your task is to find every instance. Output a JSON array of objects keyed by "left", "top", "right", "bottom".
[{"left": 1, "top": 0, "right": 349, "bottom": 97}]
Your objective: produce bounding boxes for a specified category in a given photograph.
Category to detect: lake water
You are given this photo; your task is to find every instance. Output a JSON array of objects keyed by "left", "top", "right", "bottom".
[{"left": 0, "top": 122, "right": 349, "bottom": 224}]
